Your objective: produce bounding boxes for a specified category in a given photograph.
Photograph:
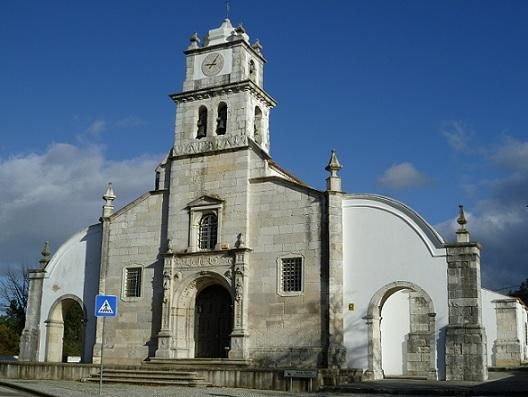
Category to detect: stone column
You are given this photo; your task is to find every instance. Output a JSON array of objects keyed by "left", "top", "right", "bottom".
[
  {"left": 44, "top": 319, "right": 64, "bottom": 362},
  {"left": 19, "top": 270, "right": 46, "bottom": 361},
  {"left": 325, "top": 150, "right": 346, "bottom": 368},
  {"left": 19, "top": 242, "right": 51, "bottom": 361},
  {"left": 364, "top": 313, "right": 383, "bottom": 380},
  {"left": 156, "top": 252, "right": 174, "bottom": 358},
  {"left": 406, "top": 292, "right": 437, "bottom": 379},
  {"left": 493, "top": 298, "right": 522, "bottom": 367},
  {"left": 444, "top": 205, "right": 487, "bottom": 381},
  {"left": 92, "top": 183, "right": 116, "bottom": 364},
  {"left": 229, "top": 249, "right": 250, "bottom": 360}
]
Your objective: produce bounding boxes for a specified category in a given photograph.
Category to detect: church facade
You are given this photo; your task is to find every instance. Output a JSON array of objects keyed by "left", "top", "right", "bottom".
[{"left": 19, "top": 20, "right": 527, "bottom": 383}]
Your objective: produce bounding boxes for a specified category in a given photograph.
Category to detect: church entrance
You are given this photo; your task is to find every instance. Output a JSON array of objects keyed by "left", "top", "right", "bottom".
[{"left": 194, "top": 285, "right": 232, "bottom": 358}]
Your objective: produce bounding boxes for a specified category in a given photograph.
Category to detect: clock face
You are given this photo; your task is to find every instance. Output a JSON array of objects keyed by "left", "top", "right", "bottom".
[{"left": 201, "top": 53, "right": 224, "bottom": 76}]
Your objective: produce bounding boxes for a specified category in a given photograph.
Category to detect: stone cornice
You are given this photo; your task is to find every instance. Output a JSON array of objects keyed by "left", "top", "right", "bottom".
[
  {"left": 162, "top": 247, "right": 252, "bottom": 257},
  {"left": 169, "top": 80, "right": 277, "bottom": 108},
  {"left": 184, "top": 39, "right": 267, "bottom": 63}
]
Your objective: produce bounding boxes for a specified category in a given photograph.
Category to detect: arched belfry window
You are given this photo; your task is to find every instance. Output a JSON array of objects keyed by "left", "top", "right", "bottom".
[
  {"left": 249, "top": 60, "right": 256, "bottom": 82},
  {"left": 216, "top": 102, "right": 227, "bottom": 135},
  {"left": 254, "top": 106, "right": 263, "bottom": 144},
  {"left": 199, "top": 213, "right": 217, "bottom": 250},
  {"left": 197, "top": 106, "right": 208, "bottom": 139}
]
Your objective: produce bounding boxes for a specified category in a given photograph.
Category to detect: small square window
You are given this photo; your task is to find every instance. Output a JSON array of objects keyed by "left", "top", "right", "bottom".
[
  {"left": 124, "top": 267, "right": 142, "bottom": 298},
  {"left": 277, "top": 255, "right": 304, "bottom": 296}
]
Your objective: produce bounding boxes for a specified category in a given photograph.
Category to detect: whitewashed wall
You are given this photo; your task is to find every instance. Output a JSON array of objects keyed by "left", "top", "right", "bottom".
[
  {"left": 342, "top": 195, "right": 448, "bottom": 378},
  {"left": 38, "top": 224, "right": 101, "bottom": 361},
  {"left": 481, "top": 288, "right": 504, "bottom": 366},
  {"left": 517, "top": 303, "right": 527, "bottom": 361}
]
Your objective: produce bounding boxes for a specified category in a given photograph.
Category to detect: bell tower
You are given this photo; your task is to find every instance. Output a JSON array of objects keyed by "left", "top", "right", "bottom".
[{"left": 171, "top": 19, "right": 276, "bottom": 156}]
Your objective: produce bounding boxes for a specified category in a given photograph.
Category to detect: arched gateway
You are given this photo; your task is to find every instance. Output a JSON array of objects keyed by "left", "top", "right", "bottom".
[
  {"left": 45, "top": 294, "right": 85, "bottom": 363},
  {"left": 364, "top": 281, "right": 437, "bottom": 380}
]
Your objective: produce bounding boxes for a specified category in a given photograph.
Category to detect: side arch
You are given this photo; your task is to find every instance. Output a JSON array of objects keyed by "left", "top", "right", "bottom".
[
  {"left": 45, "top": 294, "right": 86, "bottom": 362},
  {"left": 364, "top": 281, "right": 437, "bottom": 380}
]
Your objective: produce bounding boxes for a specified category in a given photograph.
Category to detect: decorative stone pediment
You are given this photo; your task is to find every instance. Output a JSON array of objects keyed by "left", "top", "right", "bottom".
[{"left": 186, "top": 195, "right": 223, "bottom": 209}]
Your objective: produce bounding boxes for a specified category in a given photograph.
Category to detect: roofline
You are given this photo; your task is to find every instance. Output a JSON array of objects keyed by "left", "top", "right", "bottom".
[{"left": 343, "top": 193, "right": 446, "bottom": 249}]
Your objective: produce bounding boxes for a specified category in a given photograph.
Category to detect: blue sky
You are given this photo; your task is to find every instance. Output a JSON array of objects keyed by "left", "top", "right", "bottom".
[{"left": 1, "top": 1, "right": 527, "bottom": 290}]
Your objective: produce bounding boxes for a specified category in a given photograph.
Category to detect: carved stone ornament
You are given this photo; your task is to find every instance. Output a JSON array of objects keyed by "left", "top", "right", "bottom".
[{"left": 235, "top": 280, "right": 243, "bottom": 301}]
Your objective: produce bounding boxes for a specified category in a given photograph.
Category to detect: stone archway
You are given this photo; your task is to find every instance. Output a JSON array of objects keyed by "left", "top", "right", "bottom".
[
  {"left": 45, "top": 295, "right": 85, "bottom": 362},
  {"left": 170, "top": 272, "right": 233, "bottom": 359},
  {"left": 364, "top": 281, "right": 437, "bottom": 380}
]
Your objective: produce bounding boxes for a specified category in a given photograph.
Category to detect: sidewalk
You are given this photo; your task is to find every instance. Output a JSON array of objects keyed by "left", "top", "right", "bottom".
[
  {"left": 324, "top": 370, "right": 528, "bottom": 396},
  {"left": 1, "top": 370, "right": 527, "bottom": 397}
]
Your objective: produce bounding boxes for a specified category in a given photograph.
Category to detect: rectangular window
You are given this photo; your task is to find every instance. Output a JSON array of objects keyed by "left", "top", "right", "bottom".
[
  {"left": 281, "top": 257, "right": 302, "bottom": 292},
  {"left": 125, "top": 267, "right": 142, "bottom": 298}
]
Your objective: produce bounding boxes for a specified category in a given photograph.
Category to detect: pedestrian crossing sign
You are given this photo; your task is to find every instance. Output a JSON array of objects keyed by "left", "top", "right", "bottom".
[{"left": 95, "top": 295, "right": 118, "bottom": 317}]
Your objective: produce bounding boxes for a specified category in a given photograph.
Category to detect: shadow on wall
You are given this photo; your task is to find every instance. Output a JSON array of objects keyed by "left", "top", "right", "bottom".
[
  {"left": 81, "top": 224, "right": 103, "bottom": 363},
  {"left": 146, "top": 189, "right": 171, "bottom": 359}
]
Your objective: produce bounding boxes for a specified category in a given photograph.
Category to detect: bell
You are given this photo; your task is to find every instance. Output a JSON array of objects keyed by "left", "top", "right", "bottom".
[{"left": 197, "top": 120, "right": 206, "bottom": 138}]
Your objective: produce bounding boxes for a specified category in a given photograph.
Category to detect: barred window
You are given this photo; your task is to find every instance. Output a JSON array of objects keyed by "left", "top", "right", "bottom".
[
  {"left": 125, "top": 267, "right": 142, "bottom": 298},
  {"left": 281, "top": 257, "right": 302, "bottom": 293},
  {"left": 199, "top": 214, "right": 217, "bottom": 250}
]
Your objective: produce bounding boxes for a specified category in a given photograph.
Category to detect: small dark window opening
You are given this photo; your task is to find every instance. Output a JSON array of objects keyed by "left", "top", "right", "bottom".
[
  {"left": 155, "top": 171, "right": 161, "bottom": 190},
  {"left": 249, "top": 60, "right": 256, "bottom": 81},
  {"left": 199, "top": 214, "right": 218, "bottom": 250},
  {"left": 216, "top": 102, "right": 227, "bottom": 135},
  {"left": 254, "top": 106, "right": 262, "bottom": 144},
  {"left": 281, "top": 257, "right": 302, "bottom": 292},
  {"left": 197, "top": 106, "right": 208, "bottom": 139},
  {"left": 125, "top": 267, "right": 142, "bottom": 297}
]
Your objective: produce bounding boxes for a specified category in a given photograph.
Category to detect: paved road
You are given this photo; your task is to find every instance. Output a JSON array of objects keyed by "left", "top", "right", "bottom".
[
  {"left": 0, "top": 380, "right": 399, "bottom": 397},
  {"left": 0, "top": 385, "right": 38, "bottom": 397}
]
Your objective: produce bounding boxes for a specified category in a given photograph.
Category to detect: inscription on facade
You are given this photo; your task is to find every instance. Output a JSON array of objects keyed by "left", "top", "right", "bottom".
[
  {"left": 174, "top": 134, "right": 248, "bottom": 156},
  {"left": 174, "top": 254, "right": 232, "bottom": 268}
]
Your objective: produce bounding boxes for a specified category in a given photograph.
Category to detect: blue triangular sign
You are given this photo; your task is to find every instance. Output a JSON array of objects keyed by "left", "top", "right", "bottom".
[{"left": 98, "top": 299, "right": 114, "bottom": 315}]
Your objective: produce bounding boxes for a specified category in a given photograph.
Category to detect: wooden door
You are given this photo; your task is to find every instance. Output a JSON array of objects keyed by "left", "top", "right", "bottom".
[{"left": 195, "top": 285, "right": 232, "bottom": 358}]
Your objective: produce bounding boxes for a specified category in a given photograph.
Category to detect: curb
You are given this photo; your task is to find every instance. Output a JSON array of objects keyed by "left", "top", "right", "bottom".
[
  {"left": 323, "top": 385, "right": 528, "bottom": 396},
  {"left": 0, "top": 379, "right": 59, "bottom": 397}
]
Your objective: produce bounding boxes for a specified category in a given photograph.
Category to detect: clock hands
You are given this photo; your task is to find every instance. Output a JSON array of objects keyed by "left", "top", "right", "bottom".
[
  {"left": 201, "top": 53, "right": 224, "bottom": 76},
  {"left": 205, "top": 55, "right": 220, "bottom": 69}
]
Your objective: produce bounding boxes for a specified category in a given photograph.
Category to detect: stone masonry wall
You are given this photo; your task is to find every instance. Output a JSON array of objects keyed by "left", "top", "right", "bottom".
[
  {"left": 248, "top": 179, "right": 324, "bottom": 367},
  {"left": 101, "top": 192, "right": 165, "bottom": 364}
]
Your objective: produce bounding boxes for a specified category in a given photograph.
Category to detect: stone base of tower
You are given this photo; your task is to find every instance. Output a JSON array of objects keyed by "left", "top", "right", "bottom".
[
  {"left": 493, "top": 340, "right": 522, "bottom": 367},
  {"left": 18, "top": 328, "right": 39, "bottom": 361},
  {"left": 445, "top": 325, "right": 488, "bottom": 381}
]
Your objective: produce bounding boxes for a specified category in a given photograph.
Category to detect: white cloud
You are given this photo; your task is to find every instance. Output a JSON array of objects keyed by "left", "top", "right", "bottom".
[
  {"left": 378, "top": 162, "right": 430, "bottom": 190},
  {"left": 0, "top": 143, "right": 161, "bottom": 275},
  {"left": 435, "top": 173, "right": 528, "bottom": 291},
  {"left": 441, "top": 120, "right": 472, "bottom": 151},
  {"left": 492, "top": 137, "right": 528, "bottom": 172},
  {"left": 85, "top": 120, "right": 107, "bottom": 137}
]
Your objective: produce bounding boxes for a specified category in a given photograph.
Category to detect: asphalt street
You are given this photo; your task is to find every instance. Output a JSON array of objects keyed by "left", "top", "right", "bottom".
[{"left": 0, "top": 384, "right": 38, "bottom": 397}]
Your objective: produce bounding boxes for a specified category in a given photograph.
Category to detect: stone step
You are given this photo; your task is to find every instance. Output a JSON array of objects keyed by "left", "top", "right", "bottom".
[
  {"left": 83, "top": 377, "right": 206, "bottom": 386},
  {"left": 146, "top": 358, "right": 250, "bottom": 368},
  {"left": 102, "top": 369, "right": 201, "bottom": 378},
  {"left": 82, "top": 368, "right": 208, "bottom": 387}
]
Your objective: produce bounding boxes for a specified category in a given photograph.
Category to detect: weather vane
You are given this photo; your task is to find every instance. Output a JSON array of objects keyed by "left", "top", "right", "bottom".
[{"left": 225, "top": 0, "right": 231, "bottom": 19}]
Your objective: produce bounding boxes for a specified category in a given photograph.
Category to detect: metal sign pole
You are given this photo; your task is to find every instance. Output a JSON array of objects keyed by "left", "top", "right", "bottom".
[{"left": 99, "top": 316, "right": 106, "bottom": 396}]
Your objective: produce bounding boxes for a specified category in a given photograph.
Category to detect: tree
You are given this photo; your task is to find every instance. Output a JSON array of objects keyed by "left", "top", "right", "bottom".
[
  {"left": 0, "top": 266, "right": 29, "bottom": 355},
  {"left": 510, "top": 278, "right": 528, "bottom": 306}
]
